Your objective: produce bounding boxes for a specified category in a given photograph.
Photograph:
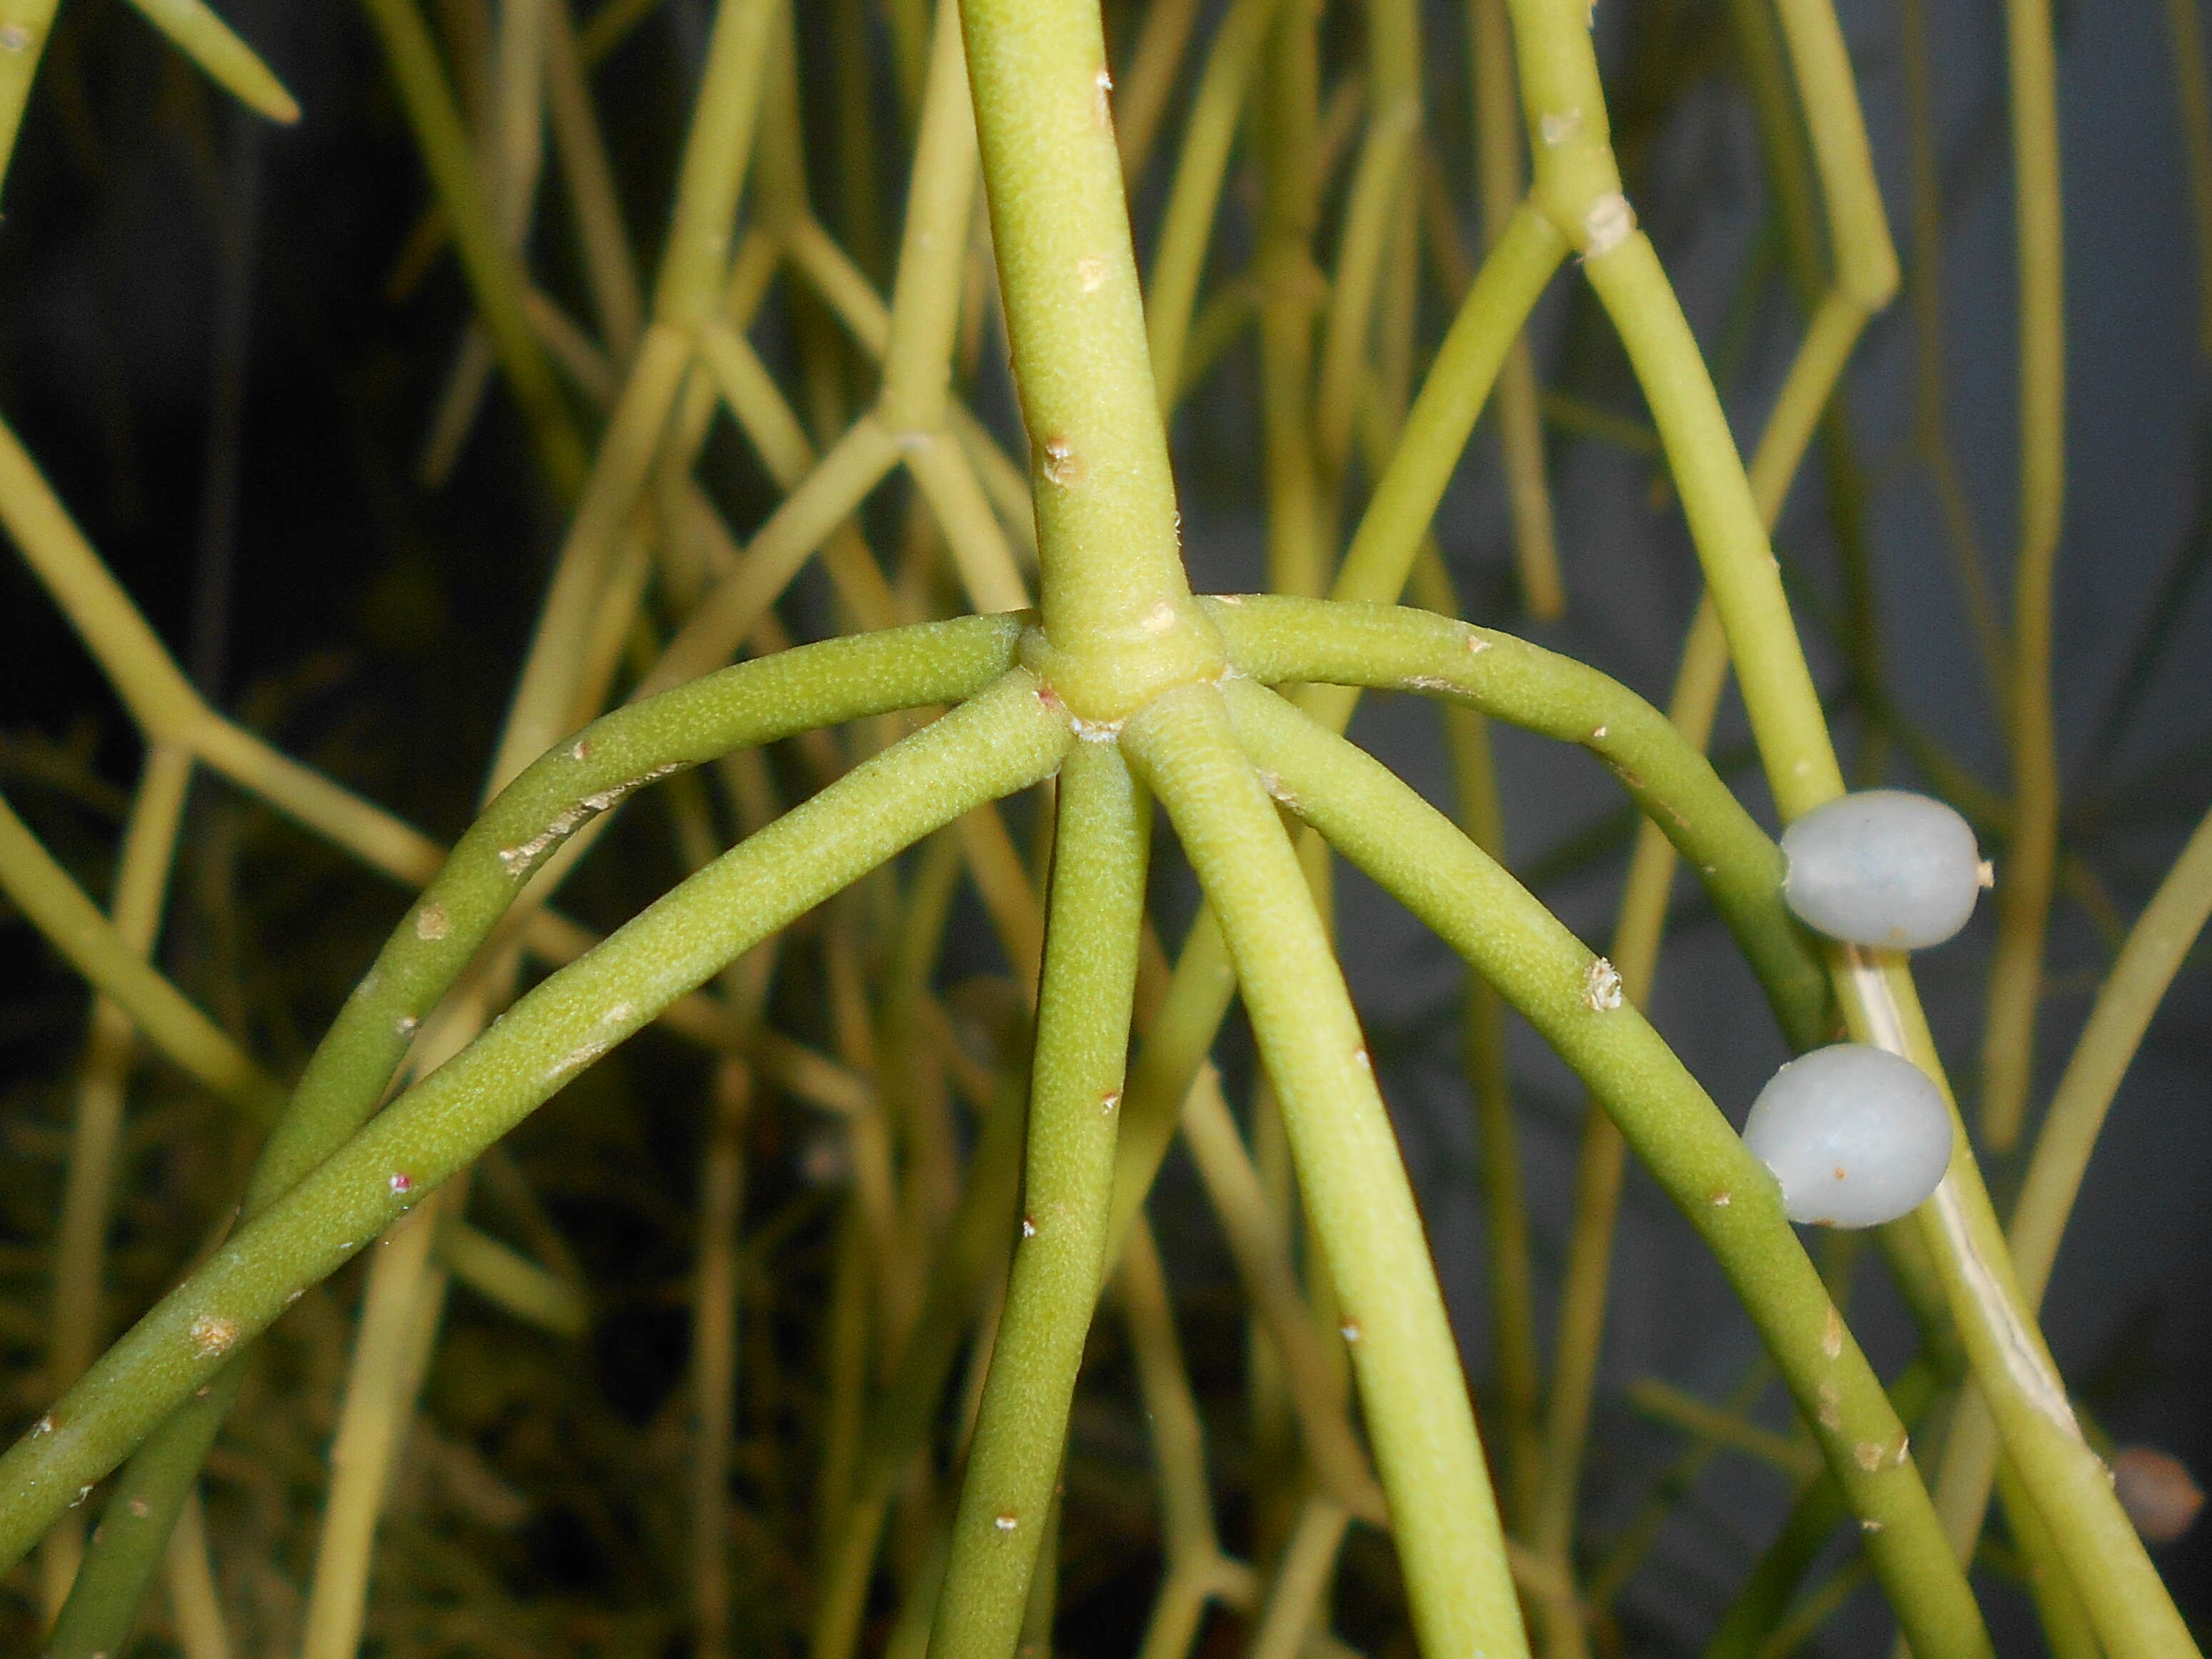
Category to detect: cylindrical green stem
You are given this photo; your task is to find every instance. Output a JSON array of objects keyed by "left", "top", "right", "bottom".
[
  {"left": 1928, "top": 800, "right": 2212, "bottom": 1625},
  {"left": 1468, "top": 0, "right": 1563, "bottom": 617},
  {"left": 1123, "top": 681, "right": 1530, "bottom": 1659},
  {"left": 1410, "top": 550, "right": 1541, "bottom": 1527},
  {"left": 358, "top": 0, "right": 589, "bottom": 495},
  {"left": 1583, "top": 235, "right": 1843, "bottom": 818},
  {"left": 0, "top": 0, "right": 62, "bottom": 194},
  {"left": 40, "top": 743, "right": 194, "bottom": 1616},
  {"left": 878, "top": 0, "right": 982, "bottom": 434},
  {"left": 1980, "top": 0, "right": 2066, "bottom": 1154},
  {"left": 1145, "top": 0, "right": 1284, "bottom": 410},
  {"left": 1325, "top": 204, "right": 1566, "bottom": 617},
  {"left": 0, "top": 670, "right": 1070, "bottom": 1572},
  {"left": 1528, "top": 598, "right": 1730, "bottom": 1659},
  {"left": 0, "top": 789, "right": 281, "bottom": 1122},
  {"left": 1220, "top": 679, "right": 1992, "bottom": 1659},
  {"left": 957, "top": 0, "right": 1217, "bottom": 709},
  {"left": 1209, "top": 596, "right": 1833, "bottom": 1047},
  {"left": 928, "top": 737, "right": 1147, "bottom": 1659}
]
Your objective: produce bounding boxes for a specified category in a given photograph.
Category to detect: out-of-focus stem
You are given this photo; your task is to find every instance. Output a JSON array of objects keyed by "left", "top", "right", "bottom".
[
  {"left": 1468, "top": 0, "right": 1562, "bottom": 617},
  {"left": 41, "top": 744, "right": 194, "bottom": 1617},
  {"left": 1980, "top": 0, "right": 2066, "bottom": 1155}
]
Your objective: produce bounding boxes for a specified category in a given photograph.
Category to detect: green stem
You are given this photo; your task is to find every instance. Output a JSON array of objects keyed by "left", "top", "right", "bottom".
[
  {"left": 2168, "top": 0, "right": 2212, "bottom": 357},
  {"left": 1409, "top": 549, "right": 1542, "bottom": 1528},
  {"left": 1625, "top": 1380, "right": 1819, "bottom": 1480},
  {"left": 1312, "top": 0, "right": 1418, "bottom": 475},
  {"left": 1528, "top": 598, "right": 1730, "bottom": 1659},
  {"left": 1253, "top": 0, "right": 1328, "bottom": 600},
  {"left": 1210, "top": 595, "right": 1833, "bottom": 1047},
  {"left": 929, "top": 738, "right": 1147, "bottom": 1659},
  {"left": 1108, "top": 0, "right": 1200, "bottom": 184},
  {"left": 0, "top": 789, "right": 281, "bottom": 1122},
  {"left": 1325, "top": 204, "right": 1565, "bottom": 617},
  {"left": 359, "top": 0, "right": 589, "bottom": 495},
  {"left": 2013, "top": 800, "right": 2212, "bottom": 1304},
  {"left": 1582, "top": 236, "right": 1843, "bottom": 817},
  {"left": 1117, "top": 1215, "right": 1223, "bottom": 1572},
  {"left": 1123, "top": 681, "right": 1530, "bottom": 1659},
  {"left": 1247, "top": 1495, "right": 1352, "bottom": 1659},
  {"left": 809, "top": 1046, "right": 1028, "bottom": 1659},
  {"left": 877, "top": 0, "right": 982, "bottom": 434},
  {"left": 1506, "top": 26, "right": 2167, "bottom": 1619},
  {"left": 957, "top": 0, "right": 1217, "bottom": 710},
  {"left": 262, "top": 618, "right": 1020, "bottom": 1212},
  {"left": 120, "top": 0, "right": 297, "bottom": 119},
  {"left": 39, "top": 743, "right": 194, "bottom": 1616},
  {"left": 1980, "top": 0, "right": 2066, "bottom": 1155},
  {"left": 0, "top": 668, "right": 1070, "bottom": 1573},
  {"left": 1898, "top": 0, "right": 2008, "bottom": 702},
  {"left": 1928, "top": 799, "right": 2212, "bottom": 1623},
  {"left": 0, "top": 0, "right": 59, "bottom": 194},
  {"left": 1468, "top": 0, "right": 1563, "bottom": 617},
  {"left": 1177, "top": 1066, "right": 1385, "bottom": 1520},
  {"left": 1145, "top": 0, "right": 1284, "bottom": 411},
  {"left": 1220, "top": 678, "right": 1992, "bottom": 1659}
]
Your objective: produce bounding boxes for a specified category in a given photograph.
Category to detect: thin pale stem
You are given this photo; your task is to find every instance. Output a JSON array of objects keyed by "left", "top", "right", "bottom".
[
  {"left": 1898, "top": 0, "right": 2008, "bottom": 701},
  {"left": 1247, "top": 1495, "right": 1352, "bottom": 1659},
  {"left": 1144, "top": 0, "right": 1283, "bottom": 412},
  {"left": 1312, "top": 0, "right": 1418, "bottom": 475},
  {"left": 41, "top": 743, "right": 194, "bottom": 1616},
  {"left": 1109, "top": 0, "right": 1200, "bottom": 184},
  {"left": 1178, "top": 1067, "right": 1385, "bottom": 1521},
  {"left": 543, "top": 0, "right": 642, "bottom": 359},
  {"left": 1928, "top": 800, "right": 2212, "bottom": 1616},
  {"left": 1980, "top": 0, "right": 2066, "bottom": 1155},
  {"left": 0, "top": 788, "right": 281, "bottom": 1121},
  {"left": 877, "top": 0, "right": 983, "bottom": 434},
  {"left": 1319, "top": 200, "right": 1563, "bottom": 632},
  {"left": 2168, "top": 0, "right": 2212, "bottom": 356},
  {"left": 1527, "top": 597, "right": 1729, "bottom": 1659},
  {"left": 1468, "top": 0, "right": 1563, "bottom": 617},
  {"left": 118, "top": 0, "right": 297, "bottom": 120},
  {"left": 1408, "top": 549, "right": 1541, "bottom": 1528},
  {"left": 0, "top": 0, "right": 60, "bottom": 191},
  {"left": 359, "top": 0, "right": 589, "bottom": 494}
]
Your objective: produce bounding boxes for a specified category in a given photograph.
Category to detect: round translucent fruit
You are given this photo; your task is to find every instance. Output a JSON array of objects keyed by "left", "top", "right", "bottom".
[
  {"left": 1742, "top": 1044, "right": 1952, "bottom": 1228},
  {"left": 1780, "top": 789, "right": 1986, "bottom": 950}
]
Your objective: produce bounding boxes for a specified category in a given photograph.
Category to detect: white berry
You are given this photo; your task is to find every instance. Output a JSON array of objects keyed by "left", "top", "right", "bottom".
[
  {"left": 1780, "top": 789, "right": 1985, "bottom": 950},
  {"left": 1742, "top": 1045, "right": 1952, "bottom": 1228}
]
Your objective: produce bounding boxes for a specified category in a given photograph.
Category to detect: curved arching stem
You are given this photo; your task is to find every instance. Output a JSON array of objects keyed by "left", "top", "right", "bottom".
[
  {"left": 1210, "top": 594, "right": 1833, "bottom": 1048},
  {"left": 1219, "top": 677, "right": 1993, "bottom": 1659},
  {"left": 0, "top": 668, "right": 1070, "bottom": 1573},
  {"left": 1123, "top": 681, "right": 1531, "bottom": 1659}
]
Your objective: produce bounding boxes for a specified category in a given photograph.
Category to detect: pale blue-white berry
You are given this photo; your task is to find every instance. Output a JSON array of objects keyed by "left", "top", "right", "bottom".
[
  {"left": 1780, "top": 789, "right": 1986, "bottom": 950},
  {"left": 1741, "top": 1044, "right": 1952, "bottom": 1227}
]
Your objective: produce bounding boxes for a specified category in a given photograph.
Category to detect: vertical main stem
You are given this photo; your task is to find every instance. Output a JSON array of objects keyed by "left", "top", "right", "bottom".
[
  {"left": 956, "top": 0, "right": 1220, "bottom": 711},
  {"left": 929, "top": 739, "right": 1147, "bottom": 1659}
]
